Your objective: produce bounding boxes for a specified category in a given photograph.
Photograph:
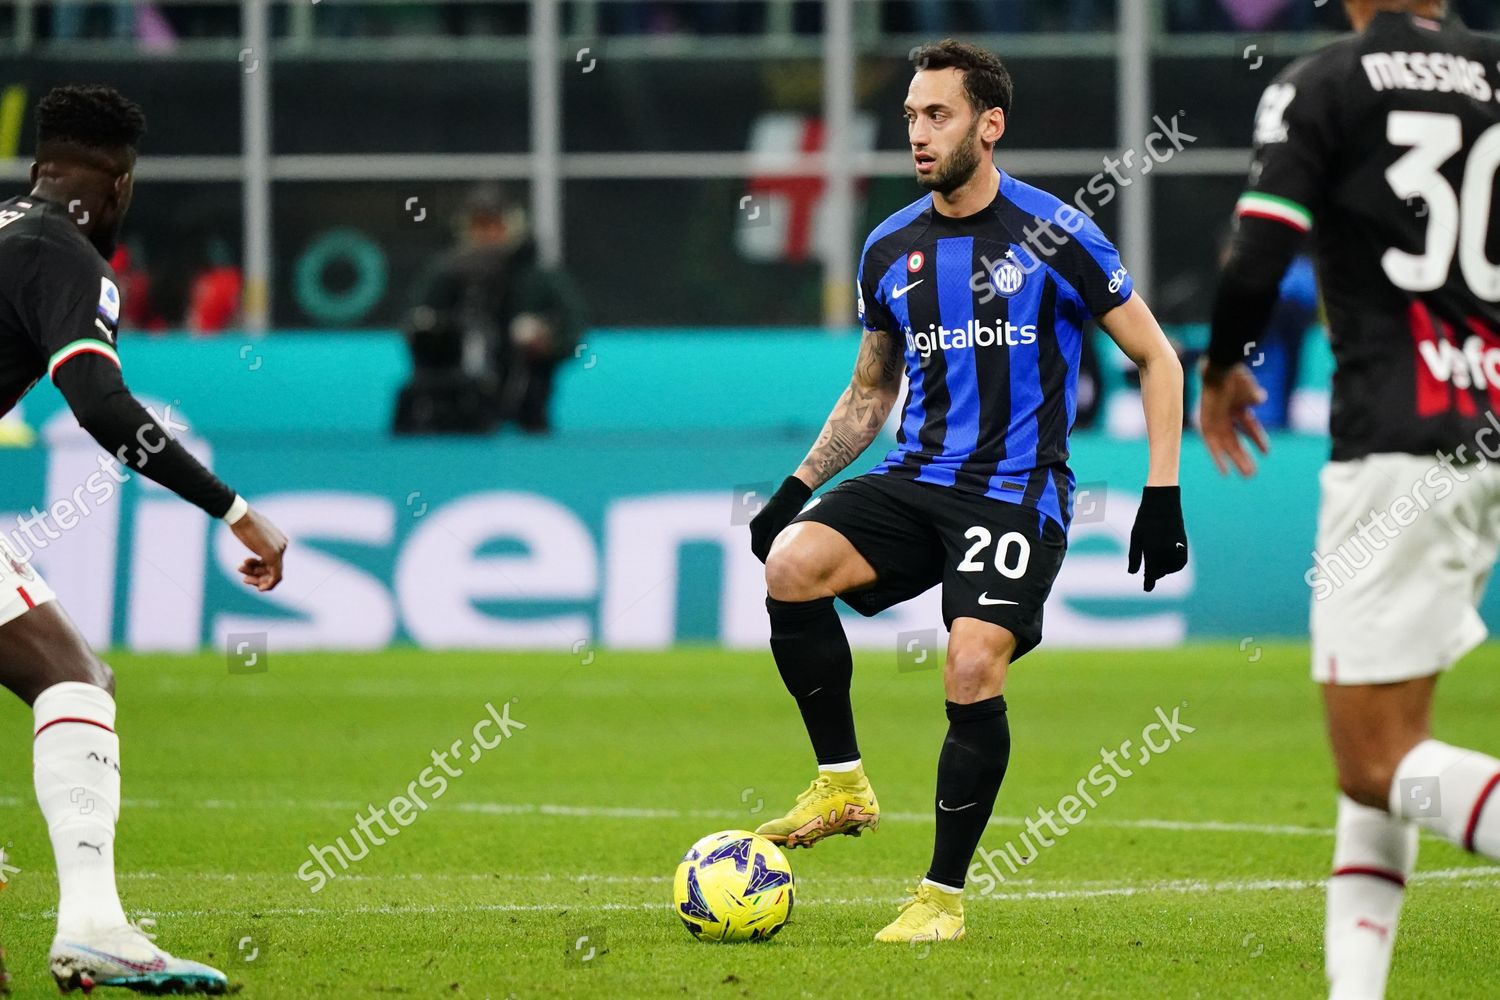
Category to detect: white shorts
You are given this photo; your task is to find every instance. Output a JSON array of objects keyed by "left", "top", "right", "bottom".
[
  {"left": 0, "top": 538, "right": 55, "bottom": 629},
  {"left": 1311, "top": 453, "right": 1500, "bottom": 685}
]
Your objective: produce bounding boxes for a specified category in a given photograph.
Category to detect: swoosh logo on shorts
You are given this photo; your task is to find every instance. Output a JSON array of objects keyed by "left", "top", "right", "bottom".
[{"left": 977, "top": 593, "right": 1019, "bottom": 606}]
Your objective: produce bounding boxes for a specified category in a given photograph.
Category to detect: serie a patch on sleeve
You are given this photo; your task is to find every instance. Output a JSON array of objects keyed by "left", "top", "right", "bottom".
[{"left": 96, "top": 276, "right": 121, "bottom": 340}]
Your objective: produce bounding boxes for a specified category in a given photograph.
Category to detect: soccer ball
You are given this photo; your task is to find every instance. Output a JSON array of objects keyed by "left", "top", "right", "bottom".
[{"left": 673, "top": 830, "right": 794, "bottom": 942}]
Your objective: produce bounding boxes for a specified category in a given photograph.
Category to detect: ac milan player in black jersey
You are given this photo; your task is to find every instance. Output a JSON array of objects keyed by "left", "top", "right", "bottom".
[
  {"left": 0, "top": 86, "right": 286, "bottom": 994},
  {"left": 1201, "top": 3, "right": 1500, "bottom": 998}
]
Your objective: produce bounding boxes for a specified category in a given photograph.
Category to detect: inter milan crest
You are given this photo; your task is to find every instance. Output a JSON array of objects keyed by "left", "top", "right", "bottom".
[{"left": 991, "top": 259, "right": 1026, "bottom": 297}]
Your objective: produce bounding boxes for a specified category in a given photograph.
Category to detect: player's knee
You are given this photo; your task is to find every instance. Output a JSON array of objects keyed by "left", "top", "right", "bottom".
[
  {"left": 944, "top": 642, "right": 1006, "bottom": 699},
  {"left": 765, "top": 543, "right": 832, "bottom": 602}
]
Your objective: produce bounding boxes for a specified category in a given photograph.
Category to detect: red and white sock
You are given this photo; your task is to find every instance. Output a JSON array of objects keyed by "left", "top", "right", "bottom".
[
  {"left": 1325, "top": 795, "right": 1416, "bottom": 1000},
  {"left": 33, "top": 682, "right": 128, "bottom": 937},
  {"left": 1390, "top": 739, "right": 1500, "bottom": 859}
]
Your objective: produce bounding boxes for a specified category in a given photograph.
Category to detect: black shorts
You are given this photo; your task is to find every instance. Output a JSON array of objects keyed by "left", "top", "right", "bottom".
[{"left": 792, "top": 473, "right": 1067, "bottom": 659}]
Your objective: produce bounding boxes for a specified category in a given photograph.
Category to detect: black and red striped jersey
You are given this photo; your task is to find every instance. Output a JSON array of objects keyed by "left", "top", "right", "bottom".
[{"left": 1238, "top": 10, "right": 1500, "bottom": 460}]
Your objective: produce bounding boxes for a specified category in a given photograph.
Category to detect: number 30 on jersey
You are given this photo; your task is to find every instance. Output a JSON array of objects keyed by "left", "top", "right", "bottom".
[{"left": 1384, "top": 111, "right": 1500, "bottom": 300}]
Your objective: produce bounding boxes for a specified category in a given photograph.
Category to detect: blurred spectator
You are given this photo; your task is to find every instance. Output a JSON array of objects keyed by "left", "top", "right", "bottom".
[
  {"left": 185, "top": 238, "right": 243, "bottom": 335},
  {"left": 1217, "top": 0, "right": 1315, "bottom": 31},
  {"left": 109, "top": 243, "right": 168, "bottom": 333},
  {"left": 396, "top": 186, "right": 583, "bottom": 436}
]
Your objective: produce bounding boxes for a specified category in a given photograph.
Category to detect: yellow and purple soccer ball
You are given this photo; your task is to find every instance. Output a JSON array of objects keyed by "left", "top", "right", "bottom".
[{"left": 672, "top": 830, "right": 794, "bottom": 942}]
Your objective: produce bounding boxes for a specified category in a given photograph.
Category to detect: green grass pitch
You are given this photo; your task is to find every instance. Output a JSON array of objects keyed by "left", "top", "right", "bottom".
[{"left": 0, "top": 644, "right": 1496, "bottom": 998}]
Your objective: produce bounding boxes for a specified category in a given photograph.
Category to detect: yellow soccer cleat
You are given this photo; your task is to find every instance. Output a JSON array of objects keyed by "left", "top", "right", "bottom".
[
  {"left": 873, "top": 883, "right": 966, "bottom": 943},
  {"left": 754, "top": 766, "right": 880, "bottom": 848}
]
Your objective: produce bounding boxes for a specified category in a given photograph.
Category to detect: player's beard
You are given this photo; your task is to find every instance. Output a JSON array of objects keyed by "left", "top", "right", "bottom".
[{"left": 917, "top": 118, "right": 983, "bottom": 195}]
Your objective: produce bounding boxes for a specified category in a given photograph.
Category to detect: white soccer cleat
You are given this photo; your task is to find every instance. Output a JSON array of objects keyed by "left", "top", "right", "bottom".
[{"left": 50, "top": 923, "right": 228, "bottom": 995}]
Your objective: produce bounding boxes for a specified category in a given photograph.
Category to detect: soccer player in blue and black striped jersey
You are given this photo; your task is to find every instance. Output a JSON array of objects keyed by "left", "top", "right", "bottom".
[{"left": 747, "top": 40, "right": 1188, "bottom": 942}]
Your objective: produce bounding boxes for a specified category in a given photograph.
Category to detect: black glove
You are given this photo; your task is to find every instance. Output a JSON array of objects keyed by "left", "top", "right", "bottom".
[
  {"left": 1128, "top": 486, "right": 1187, "bottom": 593},
  {"left": 749, "top": 476, "right": 813, "bottom": 563}
]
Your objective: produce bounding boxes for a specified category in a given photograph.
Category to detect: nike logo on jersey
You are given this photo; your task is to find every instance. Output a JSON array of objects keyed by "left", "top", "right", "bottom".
[
  {"left": 977, "top": 593, "right": 1019, "bottom": 606},
  {"left": 938, "top": 800, "right": 977, "bottom": 812},
  {"left": 891, "top": 279, "right": 924, "bottom": 299}
]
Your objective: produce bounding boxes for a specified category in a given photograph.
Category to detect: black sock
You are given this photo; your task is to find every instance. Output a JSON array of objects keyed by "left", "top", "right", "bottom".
[
  {"left": 766, "top": 596, "right": 859, "bottom": 766},
  {"left": 927, "top": 696, "right": 1010, "bottom": 889}
]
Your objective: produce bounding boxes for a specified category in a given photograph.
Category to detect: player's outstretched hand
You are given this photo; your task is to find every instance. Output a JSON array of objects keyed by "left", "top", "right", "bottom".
[
  {"left": 1128, "top": 486, "right": 1187, "bottom": 593},
  {"left": 749, "top": 476, "right": 813, "bottom": 563},
  {"left": 231, "top": 506, "right": 288, "bottom": 592},
  {"left": 1199, "top": 361, "right": 1270, "bottom": 477}
]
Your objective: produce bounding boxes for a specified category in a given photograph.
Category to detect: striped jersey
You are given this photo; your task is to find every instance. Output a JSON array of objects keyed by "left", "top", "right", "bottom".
[{"left": 858, "top": 168, "right": 1133, "bottom": 532}]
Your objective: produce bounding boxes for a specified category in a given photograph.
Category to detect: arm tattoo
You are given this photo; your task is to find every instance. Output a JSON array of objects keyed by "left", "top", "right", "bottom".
[{"left": 795, "top": 329, "right": 904, "bottom": 489}]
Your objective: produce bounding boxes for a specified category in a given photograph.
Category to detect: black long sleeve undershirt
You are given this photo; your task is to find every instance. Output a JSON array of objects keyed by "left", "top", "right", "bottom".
[
  {"left": 1206, "top": 216, "right": 1308, "bottom": 372},
  {"left": 51, "top": 353, "right": 237, "bottom": 518}
]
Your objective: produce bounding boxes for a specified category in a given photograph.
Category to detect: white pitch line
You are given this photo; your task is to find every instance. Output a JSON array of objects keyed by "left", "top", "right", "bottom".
[
  {"left": 976, "top": 867, "right": 1500, "bottom": 902},
  {"left": 113, "top": 871, "right": 678, "bottom": 885},
  {"left": 96, "top": 871, "right": 1083, "bottom": 889},
  {"left": 0, "top": 796, "right": 1335, "bottom": 838},
  {"left": 6, "top": 867, "right": 1498, "bottom": 921}
]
